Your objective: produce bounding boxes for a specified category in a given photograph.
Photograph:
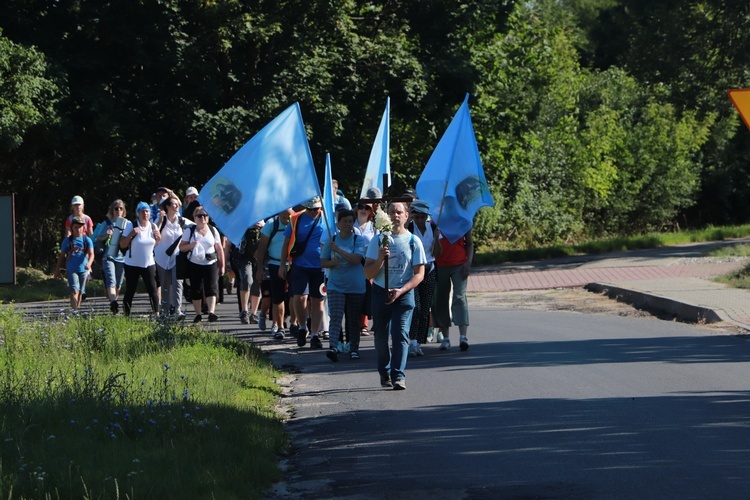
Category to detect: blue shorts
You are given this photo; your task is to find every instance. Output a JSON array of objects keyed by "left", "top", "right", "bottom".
[
  {"left": 67, "top": 271, "right": 89, "bottom": 294},
  {"left": 289, "top": 266, "right": 325, "bottom": 298}
]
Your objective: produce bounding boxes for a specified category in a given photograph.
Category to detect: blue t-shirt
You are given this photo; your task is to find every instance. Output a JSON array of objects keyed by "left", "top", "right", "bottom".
[
  {"left": 366, "top": 231, "right": 426, "bottom": 289},
  {"left": 284, "top": 212, "right": 323, "bottom": 269},
  {"left": 61, "top": 236, "right": 93, "bottom": 274},
  {"left": 321, "top": 233, "right": 366, "bottom": 294},
  {"left": 261, "top": 217, "right": 289, "bottom": 266}
]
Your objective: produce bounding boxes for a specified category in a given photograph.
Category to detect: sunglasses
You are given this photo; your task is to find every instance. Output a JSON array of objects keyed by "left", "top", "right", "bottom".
[
  {"left": 195, "top": 213, "right": 209, "bottom": 218},
  {"left": 357, "top": 204, "right": 372, "bottom": 211},
  {"left": 114, "top": 207, "right": 124, "bottom": 211}
]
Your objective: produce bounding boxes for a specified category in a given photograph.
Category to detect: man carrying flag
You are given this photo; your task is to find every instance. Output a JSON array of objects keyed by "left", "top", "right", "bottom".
[{"left": 416, "top": 94, "right": 494, "bottom": 352}]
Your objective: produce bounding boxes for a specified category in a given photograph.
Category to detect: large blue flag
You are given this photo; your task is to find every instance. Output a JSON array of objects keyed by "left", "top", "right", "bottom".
[
  {"left": 322, "top": 153, "right": 337, "bottom": 239},
  {"left": 199, "top": 103, "right": 320, "bottom": 246},
  {"left": 416, "top": 94, "right": 494, "bottom": 244},
  {"left": 360, "top": 97, "right": 390, "bottom": 199}
]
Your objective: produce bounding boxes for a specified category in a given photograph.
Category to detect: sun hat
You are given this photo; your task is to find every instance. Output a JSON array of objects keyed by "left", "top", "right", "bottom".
[
  {"left": 70, "top": 216, "right": 84, "bottom": 226},
  {"left": 186, "top": 186, "right": 199, "bottom": 197},
  {"left": 409, "top": 199, "right": 430, "bottom": 215},
  {"left": 71, "top": 195, "right": 84, "bottom": 205},
  {"left": 302, "top": 196, "right": 322, "bottom": 209},
  {"left": 136, "top": 201, "right": 150, "bottom": 213},
  {"left": 402, "top": 188, "right": 417, "bottom": 200}
]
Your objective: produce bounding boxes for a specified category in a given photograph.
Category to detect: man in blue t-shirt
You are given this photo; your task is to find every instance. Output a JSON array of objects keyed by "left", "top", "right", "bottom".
[
  {"left": 279, "top": 197, "right": 326, "bottom": 348},
  {"left": 364, "top": 202, "right": 426, "bottom": 390},
  {"left": 54, "top": 216, "right": 94, "bottom": 313}
]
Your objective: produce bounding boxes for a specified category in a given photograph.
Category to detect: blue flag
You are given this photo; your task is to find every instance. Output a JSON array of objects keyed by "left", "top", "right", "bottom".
[
  {"left": 416, "top": 94, "right": 494, "bottom": 244},
  {"left": 322, "top": 153, "right": 337, "bottom": 238},
  {"left": 360, "top": 97, "right": 391, "bottom": 199},
  {"left": 199, "top": 103, "right": 320, "bottom": 246}
]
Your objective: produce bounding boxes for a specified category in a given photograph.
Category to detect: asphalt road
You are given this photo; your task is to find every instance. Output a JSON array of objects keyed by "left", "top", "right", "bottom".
[{"left": 268, "top": 308, "right": 750, "bottom": 499}]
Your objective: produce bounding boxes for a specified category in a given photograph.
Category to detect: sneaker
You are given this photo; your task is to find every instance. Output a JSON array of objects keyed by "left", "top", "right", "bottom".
[
  {"left": 177, "top": 313, "right": 186, "bottom": 321},
  {"left": 296, "top": 328, "right": 308, "bottom": 347},
  {"left": 360, "top": 328, "right": 370, "bottom": 337},
  {"left": 439, "top": 338, "right": 451, "bottom": 350},
  {"left": 436, "top": 331, "right": 444, "bottom": 343},
  {"left": 380, "top": 375, "right": 392, "bottom": 388},
  {"left": 350, "top": 351, "right": 360, "bottom": 360},
  {"left": 240, "top": 311, "right": 249, "bottom": 324},
  {"left": 310, "top": 335, "right": 323, "bottom": 349},
  {"left": 110, "top": 300, "right": 119, "bottom": 315},
  {"left": 415, "top": 344, "right": 424, "bottom": 356},
  {"left": 208, "top": 312, "right": 218, "bottom": 322},
  {"left": 258, "top": 314, "right": 267, "bottom": 331},
  {"left": 426, "top": 327, "right": 434, "bottom": 343},
  {"left": 459, "top": 335, "right": 469, "bottom": 351},
  {"left": 322, "top": 331, "right": 329, "bottom": 340},
  {"left": 408, "top": 340, "right": 419, "bottom": 358},
  {"left": 337, "top": 341, "right": 350, "bottom": 353},
  {"left": 273, "top": 330, "right": 285, "bottom": 341},
  {"left": 249, "top": 313, "right": 259, "bottom": 324},
  {"left": 193, "top": 314, "right": 202, "bottom": 323},
  {"left": 326, "top": 348, "right": 339, "bottom": 362},
  {"left": 392, "top": 380, "right": 406, "bottom": 390}
]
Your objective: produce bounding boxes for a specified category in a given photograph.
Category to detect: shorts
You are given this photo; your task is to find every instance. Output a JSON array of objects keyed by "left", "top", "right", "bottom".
[
  {"left": 289, "top": 266, "right": 325, "bottom": 299},
  {"left": 67, "top": 271, "right": 89, "bottom": 294},
  {"left": 268, "top": 264, "right": 287, "bottom": 304}
]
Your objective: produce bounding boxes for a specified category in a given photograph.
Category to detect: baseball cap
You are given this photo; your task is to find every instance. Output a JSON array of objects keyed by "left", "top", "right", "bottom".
[
  {"left": 186, "top": 186, "right": 199, "bottom": 197},
  {"left": 71, "top": 195, "right": 84, "bottom": 205},
  {"left": 302, "top": 196, "right": 322, "bottom": 209},
  {"left": 70, "top": 216, "right": 84, "bottom": 226},
  {"left": 365, "top": 187, "right": 382, "bottom": 199}
]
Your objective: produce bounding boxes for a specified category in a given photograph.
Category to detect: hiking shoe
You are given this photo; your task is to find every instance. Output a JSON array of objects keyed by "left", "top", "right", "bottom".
[
  {"left": 350, "top": 351, "right": 360, "bottom": 360},
  {"left": 459, "top": 335, "right": 469, "bottom": 351},
  {"left": 109, "top": 300, "right": 119, "bottom": 315},
  {"left": 296, "top": 328, "right": 308, "bottom": 347},
  {"left": 408, "top": 341, "right": 419, "bottom": 358},
  {"left": 380, "top": 375, "right": 392, "bottom": 388},
  {"left": 326, "top": 348, "right": 339, "bottom": 362},
  {"left": 193, "top": 314, "right": 202, "bottom": 323},
  {"left": 208, "top": 313, "right": 218, "bottom": 323},
  {"left": 258, "top": 314, "right": 267, "bottom": 331},
  {"left": 240, "top": 311, "right": 249, "bottom": 324},
  {"left": 310, "top": 335, "right": 323, "bottom": 349},
  {"left": 439, "top": 338, "right": 451, "bottom": 350},
  {"left": 392, "top": 380, "right": 406, "bottom": 390},
  {"left": 249, "top": 313, "right": 259, "bottom": 324}
]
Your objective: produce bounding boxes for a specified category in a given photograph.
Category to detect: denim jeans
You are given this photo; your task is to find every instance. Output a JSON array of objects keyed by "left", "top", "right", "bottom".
[
  {"left": 371, "top": 285, "right": 414, "bottom": 383},
  {"left": 101, "top": 258, "right": 125, "bottom": 290}
]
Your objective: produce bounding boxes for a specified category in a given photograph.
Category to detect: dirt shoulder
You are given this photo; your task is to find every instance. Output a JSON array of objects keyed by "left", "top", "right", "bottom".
[{"left": 469, "top": 287, "right": 746, "bottom": 335}]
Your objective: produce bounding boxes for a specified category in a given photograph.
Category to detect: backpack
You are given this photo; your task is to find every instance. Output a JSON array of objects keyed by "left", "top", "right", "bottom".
[
  {"left": 65, "top": 235, "right": 91, "bottom": 266},
  {"left": 94, "top": 218, "right": 114, "bottom": 264},
  {"left": 232, "top": 225, "right": 262, "bottom": 261}
]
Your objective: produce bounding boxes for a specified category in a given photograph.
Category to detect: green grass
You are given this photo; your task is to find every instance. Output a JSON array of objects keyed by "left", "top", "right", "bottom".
[
  {"left": 707, "top": 244, "right": 750, "bottom": 290},
  {"left": 0, "top": 308, "right": 287, "bottom": 498},
  {"left": 474, "top": 224, "right": 750, "bottom": 265},
  {"left": 0, "top": 267, "right": 107, "bottom": 303}
]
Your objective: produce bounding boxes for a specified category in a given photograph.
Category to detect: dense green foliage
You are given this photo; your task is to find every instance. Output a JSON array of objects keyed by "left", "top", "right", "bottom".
[{"left": 1, "top": 0, "right": 749, "bottom": 266}]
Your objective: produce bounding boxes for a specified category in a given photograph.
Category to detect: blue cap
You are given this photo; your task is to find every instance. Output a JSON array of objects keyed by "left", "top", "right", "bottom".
[{"left": 136, "top": 201, "right": 150, "bottom": 213}]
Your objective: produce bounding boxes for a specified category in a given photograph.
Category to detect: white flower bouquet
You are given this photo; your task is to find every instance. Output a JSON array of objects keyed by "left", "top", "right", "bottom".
[{"left": 373, "top": 208, "right": 392, "bottom": 248}]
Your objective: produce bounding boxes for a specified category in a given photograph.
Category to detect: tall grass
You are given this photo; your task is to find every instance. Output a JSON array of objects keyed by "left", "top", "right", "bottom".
[
  {"left": 474, "top": 224, "right": 750, "bottom": 265},
  {"left": 0, "top": 307, "right": 287, "bottom": 498}
]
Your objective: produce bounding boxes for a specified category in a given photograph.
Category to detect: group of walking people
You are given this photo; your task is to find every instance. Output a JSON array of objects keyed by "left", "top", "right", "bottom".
[{"left": 55, "top": 184, "right": 474, "bottom": 390}]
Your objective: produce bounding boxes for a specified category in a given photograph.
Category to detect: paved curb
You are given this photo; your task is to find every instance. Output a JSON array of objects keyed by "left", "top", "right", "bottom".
[{"left": 585, "top": 282, "right": 730, "bottom": 326}]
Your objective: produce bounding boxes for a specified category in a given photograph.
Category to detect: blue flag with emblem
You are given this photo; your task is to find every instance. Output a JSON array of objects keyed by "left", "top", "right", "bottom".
[
  {"left": 360, "top": 97, "right": 391, "bottom": 199},
  {"left": 322, "top": 153, "right": 337, "bottom": 239},
  {"left": 199, "top": 103, "right": 320, "bottom": 246},
  {"left": 416, "top": 94, "right": 494, "bottom": 244}
]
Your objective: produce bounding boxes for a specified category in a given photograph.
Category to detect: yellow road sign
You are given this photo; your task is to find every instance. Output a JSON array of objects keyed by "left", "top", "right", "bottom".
[{"left": 728, "top": 89, "right": 750, "bottom": 131}]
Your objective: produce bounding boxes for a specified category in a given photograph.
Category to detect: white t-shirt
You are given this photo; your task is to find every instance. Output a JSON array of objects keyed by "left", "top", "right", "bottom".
[
  {"left": 122, "top": 220, "right": 157, "bottom": 268},
  {"left": 411, "top": 222, "right": 436, "bottom": 264},
  {"left": 182, "top": 225, "right": 220, "bottom": 266},
  {"left": 154, "top": 215, "right": 193, "bottom": 269},
  {"left": 365, "top": 231, "right": 426, "bottom": 289}
]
